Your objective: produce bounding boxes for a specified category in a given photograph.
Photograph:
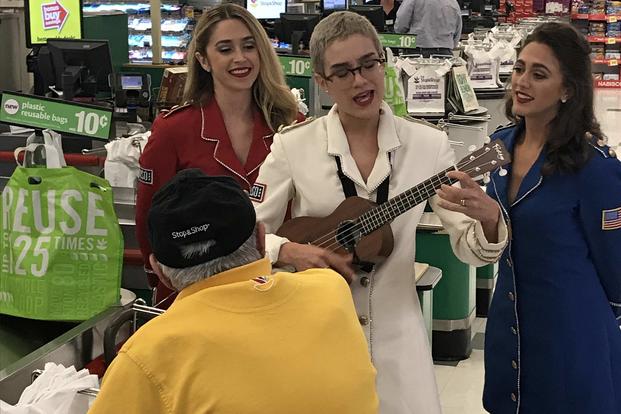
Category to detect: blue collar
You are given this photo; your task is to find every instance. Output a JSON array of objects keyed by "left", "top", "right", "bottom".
[{"left": 492, "top": 121, "right": 546, "bottom": 212}]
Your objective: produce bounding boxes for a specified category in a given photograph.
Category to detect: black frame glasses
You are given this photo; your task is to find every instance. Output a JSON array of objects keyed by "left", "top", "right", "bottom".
[{"left": 323, "top": 58, "right": 386, "bottom": 83}]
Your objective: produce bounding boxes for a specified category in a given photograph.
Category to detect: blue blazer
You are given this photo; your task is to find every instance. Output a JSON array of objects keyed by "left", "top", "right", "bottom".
[{"left": 483, "top": 122, "right": 621, "bottom": 414}]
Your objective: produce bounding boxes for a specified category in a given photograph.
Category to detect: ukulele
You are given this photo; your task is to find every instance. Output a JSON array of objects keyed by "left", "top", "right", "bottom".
[{"left": 276, "top": 139, "right": 511, "bottom": 264}]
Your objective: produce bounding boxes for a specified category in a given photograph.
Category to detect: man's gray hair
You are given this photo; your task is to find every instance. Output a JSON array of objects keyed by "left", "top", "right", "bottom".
[
  {"left": 159, "top": 226, "right": 262, "bottom": 291},
  {"left": 309, "top": 11, "right": 383, "bottom": 76}
]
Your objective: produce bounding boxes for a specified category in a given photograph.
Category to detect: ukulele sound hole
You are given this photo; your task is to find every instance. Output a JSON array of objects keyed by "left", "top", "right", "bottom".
[{"left": 336, "top": 220, "right": 362, "bottom": 252}]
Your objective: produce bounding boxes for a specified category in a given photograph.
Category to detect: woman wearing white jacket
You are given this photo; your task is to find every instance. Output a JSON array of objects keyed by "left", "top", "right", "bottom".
[{"left": 252, "top": 11, "right": 508, "bottom": 414}]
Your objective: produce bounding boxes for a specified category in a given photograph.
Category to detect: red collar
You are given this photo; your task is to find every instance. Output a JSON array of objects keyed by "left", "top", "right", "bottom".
[{"left": 199, "top": 99, "right": 274, "bottom": 187}]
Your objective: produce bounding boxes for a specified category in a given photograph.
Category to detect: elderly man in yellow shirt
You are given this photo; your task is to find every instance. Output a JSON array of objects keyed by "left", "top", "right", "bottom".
[{"left": 88, "top": 169, "right": 378, "bottom": 414}]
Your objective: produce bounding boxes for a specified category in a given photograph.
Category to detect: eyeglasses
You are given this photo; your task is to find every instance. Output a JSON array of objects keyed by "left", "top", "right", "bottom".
[{"left": 324, "top": 58, "right": 385, "bottom": 87}]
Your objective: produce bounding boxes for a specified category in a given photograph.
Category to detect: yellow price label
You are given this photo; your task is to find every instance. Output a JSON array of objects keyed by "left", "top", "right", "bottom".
[
  {"left": 609, "top": 59, "right": 619, "bottom": 67},
  {"left": 609, "top": 16, "right": 618, "bottom": 23},
  {"left": 607, "top": 37, "right": 617, "bottom": 44}
]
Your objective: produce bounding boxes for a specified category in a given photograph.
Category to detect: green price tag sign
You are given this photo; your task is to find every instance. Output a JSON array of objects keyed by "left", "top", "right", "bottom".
[
  {"left": 0, "top": 92, "right": 113, "bottom": 141},
  {"left": 378, "top": 33, "right": 417, "bottom": 49},
  {"left": 279, "top": 56, "right": 313, "bottom": 78}
]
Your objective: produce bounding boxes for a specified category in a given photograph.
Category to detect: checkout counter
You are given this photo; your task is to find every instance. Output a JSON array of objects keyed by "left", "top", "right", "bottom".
[{"left": 0, "top": 290, "right": 136, "bottom": 405}]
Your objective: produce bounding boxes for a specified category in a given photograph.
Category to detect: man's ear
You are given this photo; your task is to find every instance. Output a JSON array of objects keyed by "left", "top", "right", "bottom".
[
  {"left": 256, "top": 222, "right": 266, "bottom": 257},
  {"left": 314, "top": 73, "right": 329, "bottom": 93},
  {"left": 149, "top": 254, "right": 176, "bottom": 291}
]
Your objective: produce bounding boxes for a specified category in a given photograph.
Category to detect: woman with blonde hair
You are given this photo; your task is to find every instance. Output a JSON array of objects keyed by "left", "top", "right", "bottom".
[
  {"left": 136, "top": 3, "right": 302, "bottom": 307},
  {"left": 253, "top": 11, "right": 507, "bottom": 414}
]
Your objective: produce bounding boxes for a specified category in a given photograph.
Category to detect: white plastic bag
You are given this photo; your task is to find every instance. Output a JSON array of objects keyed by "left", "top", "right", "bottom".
[
  {"left": 14, "top": 129, "right": 66, "bottom": 168},
  {"left": 104, "top": 131, "right": 150, "bottom": 188},
  {"left": 0, "top": 363, "right": 99, "bottom": 414}
]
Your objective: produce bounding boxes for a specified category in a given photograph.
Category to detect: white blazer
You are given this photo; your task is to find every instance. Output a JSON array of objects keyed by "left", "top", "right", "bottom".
[{"left": 253, "top": 102, "right": 507, "bottom": 414}]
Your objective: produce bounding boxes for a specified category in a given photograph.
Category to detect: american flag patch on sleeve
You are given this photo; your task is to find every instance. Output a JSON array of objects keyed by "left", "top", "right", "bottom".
[{"left": 602, "top": 207, "right": 621, "bottom": 230}]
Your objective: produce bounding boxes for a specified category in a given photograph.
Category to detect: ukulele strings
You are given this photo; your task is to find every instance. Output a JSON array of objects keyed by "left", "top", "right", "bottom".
[
  {"left": 310, "top": 157, "right": 500, "bottom": 254},
  {"left": 308, "top": 154, "right": 484, "bottom": 250},
  {"left": 309, "top": 156, "right": 476, "bottom": 250}
]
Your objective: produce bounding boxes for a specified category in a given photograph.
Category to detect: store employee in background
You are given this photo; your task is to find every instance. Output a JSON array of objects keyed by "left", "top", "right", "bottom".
[
  {"left": 365, "top": 0, "right": 401, "bottom": 31},
  {"left": 91, "top": 170, "right": 378, "bottom": 414},
  {"left": 135, "top": 4, "right": 302, "bottom": 308},
  {"left": 394, "top": 0, "right": 462, "bottom": 57}
]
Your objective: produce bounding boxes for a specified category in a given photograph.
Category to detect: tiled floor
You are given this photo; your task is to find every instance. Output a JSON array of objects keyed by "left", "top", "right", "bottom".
[
  {"left": 434, "top": 318, "right": 488, "bottom": 414},
  {"left": 433, "top": 89, "right": 621, "bottom": 414}
]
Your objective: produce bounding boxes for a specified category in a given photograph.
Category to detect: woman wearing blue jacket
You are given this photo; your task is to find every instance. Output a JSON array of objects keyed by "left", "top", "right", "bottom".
[{"left": 482, "top": 23, "right": 621, "bottom": 413}]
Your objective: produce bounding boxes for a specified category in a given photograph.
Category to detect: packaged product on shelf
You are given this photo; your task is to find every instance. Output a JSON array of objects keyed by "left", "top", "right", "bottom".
[
  {"left": 603, "top": 73, "right": 620, "bottom": 80},
  {"left": 605, "top": 46, "right": 621, "bottom": 59},
  {"left": 608, "top": 22, "right": 621, "bottom": 37},
  {"left": 589, "top": 22, "right": 607, "bottom": 36},
  {"left": 158, "top": 66, "right": 188, "bottom": 108},
  {"left": 591, "top": 45, "right": 606, "bottom": 59},
  {"left": 606, "top": 1, "right": 621, "bottom": 15},
  {"left": 183, "top": 4, "right": 194, "bottom": 18},
  {"left": 464, "top": 46, "right": 501, "bottom": 89},
  {"left": 593, "top": 72, "right": 604, "bottom": 80},
  {"left": 406, "top": 61, "right": 451, "bottom": 115},
  {"left": 577, "top": 2, "right": 590, "bottom": 14},
  {"left": 161, "top": 18, "right": 189, "bottom": 32}
]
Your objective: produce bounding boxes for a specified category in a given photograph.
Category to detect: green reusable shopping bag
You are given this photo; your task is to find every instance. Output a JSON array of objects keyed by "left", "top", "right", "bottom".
[
  {"left": 0, "top": 166, "right": 123, "bottom": 321},
  {"left": 383, "top": 48, "right": 408, "bottom": 117}
]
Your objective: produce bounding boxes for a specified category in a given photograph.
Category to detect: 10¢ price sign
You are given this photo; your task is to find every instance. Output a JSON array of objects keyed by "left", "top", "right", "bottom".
[
  {"left": 279, "top": 56, "right": 313, "bottom": 78},
  {"left": 378, "top": 33, "right": 417, "bottom": 49},
  {"left": 0, "top": 92, "right": 113, "bottom": 140}
]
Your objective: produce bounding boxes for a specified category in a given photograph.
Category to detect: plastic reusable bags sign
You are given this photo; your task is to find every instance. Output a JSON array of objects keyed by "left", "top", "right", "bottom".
[{"left": 0, "top": 167, "right": 123, "bottom": 320}]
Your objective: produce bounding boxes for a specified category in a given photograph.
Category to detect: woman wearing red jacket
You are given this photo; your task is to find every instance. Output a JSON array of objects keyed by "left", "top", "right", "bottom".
[{"left": 136, "top": 4, "right": 301, "bottom": 307}]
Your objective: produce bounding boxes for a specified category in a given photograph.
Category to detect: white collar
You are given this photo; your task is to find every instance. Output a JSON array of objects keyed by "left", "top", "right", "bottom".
[{"left": 326, "top": 101, "right": 401, "bottom": 192}]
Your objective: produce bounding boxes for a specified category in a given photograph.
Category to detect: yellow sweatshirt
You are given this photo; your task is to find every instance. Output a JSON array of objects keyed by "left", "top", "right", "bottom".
[{"left": 89, "top": 258, "right": 378, "bottom": 414}]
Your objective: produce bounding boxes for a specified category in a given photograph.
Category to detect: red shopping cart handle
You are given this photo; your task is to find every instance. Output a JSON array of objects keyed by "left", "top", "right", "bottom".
[{"left": 0, "top": 151, "right": 105, "bottom": 166}]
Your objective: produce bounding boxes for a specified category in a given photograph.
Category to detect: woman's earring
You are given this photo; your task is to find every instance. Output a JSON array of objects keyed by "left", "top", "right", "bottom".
[{"left": 561, "top": 96, "right": 568, "bottom": 103}]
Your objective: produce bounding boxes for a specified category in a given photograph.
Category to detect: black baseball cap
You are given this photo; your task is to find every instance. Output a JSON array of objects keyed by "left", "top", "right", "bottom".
[{"left": 147, "top": 169, "right": 256, "bottom": 268}]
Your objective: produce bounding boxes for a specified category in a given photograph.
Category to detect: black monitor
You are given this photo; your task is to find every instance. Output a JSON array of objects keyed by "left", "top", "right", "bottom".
[
  {"left": 469, "top": 0, "right": 485, "bottom": 14},
  {"left": 322, "top": 0, "right": 347, "bottom": 12},
  {"left": 279, "top": 13, "right": 321, "bottom": 54},
  {"left": 246, "top": 0, "right": 288, "bottom": 20},
  {"left": 46, "top": 39, "right": 113, "bottom": 101},
  {"left": 349, "top": 6, "right": 385, "bottom": 32}
]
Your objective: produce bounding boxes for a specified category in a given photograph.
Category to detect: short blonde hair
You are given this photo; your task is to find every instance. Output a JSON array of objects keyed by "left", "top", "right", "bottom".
[
  {"left": 183, "top": 4, "right": 298, "bottom": 131},
  {"left": 309, "top": 11, "right": 383, "bottom": 76}
]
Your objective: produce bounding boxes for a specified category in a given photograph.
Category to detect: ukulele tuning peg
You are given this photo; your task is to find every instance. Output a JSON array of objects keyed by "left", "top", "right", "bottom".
[
  {"left": 483, "top": 172, "right": 491, "bottom": 184},
  {"left": 499, "top": 167, "right": 508, "bottom": 177},
  {"left": 484, "top": 135, "right": 491, "bottom": 143}
]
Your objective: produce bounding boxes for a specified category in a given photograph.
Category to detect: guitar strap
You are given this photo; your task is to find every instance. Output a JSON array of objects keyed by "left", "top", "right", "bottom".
[
  {"left": 334, "top": 155, "right": 391, "bottom": 203},
  {"left": 334, "top": 155, "right": 391, "bottom": 274}
]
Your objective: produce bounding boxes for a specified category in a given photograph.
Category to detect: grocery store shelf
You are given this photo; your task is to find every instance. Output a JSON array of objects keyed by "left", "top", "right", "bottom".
[
  {"left": 587, "top": 36, "right": 621, "bottom": 44},
  {"left": 571, "top": 13, "right": 621, "bottom": 22},
  {"left": 592, "top": 58, "right": 620, "bottom": 66}
]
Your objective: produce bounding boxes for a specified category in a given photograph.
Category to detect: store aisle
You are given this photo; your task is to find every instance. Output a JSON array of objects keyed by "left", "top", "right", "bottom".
[{"left": 434, "top": 88, "right": 621, "bottom": 414}]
